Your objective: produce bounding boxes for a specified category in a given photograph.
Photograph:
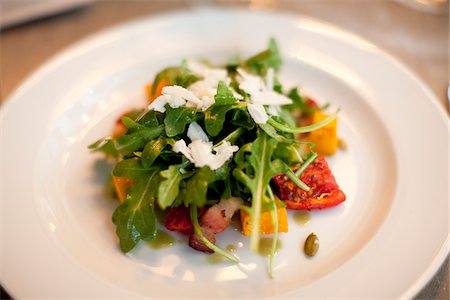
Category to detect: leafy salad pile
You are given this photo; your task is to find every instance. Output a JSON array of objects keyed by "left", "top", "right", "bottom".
[{"left": 89, "top": 39, "right": 340, "bottom": 275}]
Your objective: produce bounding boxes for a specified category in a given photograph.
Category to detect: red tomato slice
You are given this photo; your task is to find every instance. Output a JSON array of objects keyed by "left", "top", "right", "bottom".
[
  {"left": 272, "top": 156, "right": 346, "bottom": 210},
  {"left": 164, "top": 206, "right": 194, "bottom": 235}
]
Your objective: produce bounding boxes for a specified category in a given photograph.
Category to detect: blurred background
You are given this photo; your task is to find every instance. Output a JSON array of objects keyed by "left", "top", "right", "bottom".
[{"left": 0, "top": 0, "right": 448, "bottom": 299}]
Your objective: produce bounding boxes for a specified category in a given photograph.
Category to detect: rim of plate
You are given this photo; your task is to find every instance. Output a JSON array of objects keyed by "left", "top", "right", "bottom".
[{"left": 0, "top": 7, "right": 448, "bottom": 299}]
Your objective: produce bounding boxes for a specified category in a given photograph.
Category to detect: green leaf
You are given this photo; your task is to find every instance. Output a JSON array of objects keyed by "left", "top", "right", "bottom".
[
  {"left": 112, "top": 166, "right": 161, "bottom": 252},
  {"left": 214, "top": 81, "right": 237, "bottom": 105},
  {"left": 142, "top": 137, "right": 166, "bottom": 168},
  {"left": 184, "top": 167, "right": 215, "bottom": 207},
  {"left": 115, "top": 125, "right": 164, "bottom": 156},
  {"left": 175, "top": 73, "right": 200, "bottom": 88},
  {"left": 286, "top": 87, "right": 316, "bottom": 114},
  {"left": 259, "top": 123, "right": 291, "bottom": 143},
  {"left": 88, "top": 138, "right": 119, "bottom": 159},
  {"left": 113, "top": 157, "right": 150, "bottom": 179},
  {"left": 158, "top": 164, "right": 192, "bottom": 209},
  {"left": 232, "top": 131, "right": 287, "bottom": 251},
  {"left": 164, "top": 107, "right": 197, "bottom": 137},
  {"left": 138, "top": 110, "right": 160, "bottom": 128},
  {"left": 230, "top": 108, "right": 255, "bottom": 130},
  {"left": 273, "top": 143, "right": 307, "bottom": 165},
  {"left": 244, "top": 38, "right": 282, "bottom": 76},
  {"left": 204, "top": 105, "right": 234, "bottom": 137},
  {"left": 121, "top": 116, "right": 148, "bottom": 132},
  {"left": 151, "top": 66, "right": 200, "bottom": 95}
]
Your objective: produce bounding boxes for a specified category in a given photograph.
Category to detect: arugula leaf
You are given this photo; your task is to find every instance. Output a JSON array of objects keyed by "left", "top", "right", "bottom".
[
  {"left": 272, "top": 143, "right": 303, "bottom": 165},
  {"left": 286, "top": 87, "right": 316, "bottom": 114},
  {"left": 112, "top": 166, "right": 161, "bottom": 252},
  {"left": 214, "top": 81, "right": 237, "bottom": 105},
  {"left": 175, "top": 73, "right": 200, "bottom": 88},
  {"left": 113, "top": 157, "right": 151, "bottom": 179},
  {"left": 115, "top": 125, "right": 164, "bottom": 156},
  {"left": 158, "top": 164, "right": 193, "bottom": 209},
  {"left": 141, "top": 137, "right": 167, "bottom": 168},
  {"left": 151, "top": 67, "right": 200, "bottom": 95},
  {"left": 232, "top": 131, "right": 287, "bottom": 251},
  {"left": 88, "top": 138, "right": 119, "bottom": 159},
  {"left": 203, "top": 82, "right": 239, "bottom": 137},
  {"left": 230, "top": 108, "right": 255, "bottom": 130},
  {"left": 259, "top": 123, "right": 291, "bottom": 143},
  {"left": 184, "top": 167, "right": 215, "bottom": 207},
  {"left": 244, "top": 38, "right": 282, "bottom": 76},
  {"left": 204, "top": 105, "right": 235, "bottom": 137},
  {"left": 121, "top": 116, "right": 151, "bottom": 132},
  {"left": 138, "top": 110, "right": 160, "bottom": 128},
  {"left": 164, "top": 107, "right": 197, "bottom": 137}
]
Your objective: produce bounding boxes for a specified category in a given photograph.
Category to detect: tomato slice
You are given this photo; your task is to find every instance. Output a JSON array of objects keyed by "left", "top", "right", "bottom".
[
  {"left": 272, "top": 156, "right": 346, "bottom": 210},
  {"left": 164, "top": 206, "right": 194, "bottom": 235}
]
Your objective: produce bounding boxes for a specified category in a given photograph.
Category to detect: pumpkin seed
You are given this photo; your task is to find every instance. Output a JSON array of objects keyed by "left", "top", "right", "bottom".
[{"left": 304, "top": 233, "right": 319, "bottom": 257}]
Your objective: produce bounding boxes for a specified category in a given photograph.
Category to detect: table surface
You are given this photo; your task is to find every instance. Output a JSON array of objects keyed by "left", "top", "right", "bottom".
[{"left": 0, "top": 1, "right": 448, "bottom": 299}]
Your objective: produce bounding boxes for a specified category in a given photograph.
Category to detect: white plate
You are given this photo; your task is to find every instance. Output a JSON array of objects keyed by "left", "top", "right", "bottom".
[{"left": 1, "top": 8, "right": 448, "bottom": 299}]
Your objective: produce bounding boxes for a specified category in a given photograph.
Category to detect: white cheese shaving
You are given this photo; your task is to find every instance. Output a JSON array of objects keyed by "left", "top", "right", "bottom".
[
  {"left": 187, "top": 122, "right": 209, "bottom": 142},
  {"left": 148, "top": 85, "right": 214, "bottom": 112},
  {"left": 188, "top": 81, "right": 216, "bottom": 102},
  {"left": 186, "top": 60, "right": 238, "bottom": 110},
  {"left": 247, "top": 103, "right": 269, "bottom": 124},
  {"left": 148, "top": 95, "right": 168, "bottom": 113},
  {"left": 172, "top": 139, "right": 193, "bottom": 161},
  {"left": 237, "top": 68, "right": 292, "bottom": 106},
  {"left": 236, "top": 68, "right": 292, "bottom": 124},
  {"left": 172, "top": 139, "right": 238, "bottom": 170}
]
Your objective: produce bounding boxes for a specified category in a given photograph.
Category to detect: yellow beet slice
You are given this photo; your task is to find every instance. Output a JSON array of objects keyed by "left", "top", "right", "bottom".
[
  {"left": 112, "top": 176, "right": 134, "bottom": 202},
  {"left": 240, "top": 203, "right": 288, "bottom": 236},
  {"left": 307, "top": 111, "right": 338, "bottom": 156}
]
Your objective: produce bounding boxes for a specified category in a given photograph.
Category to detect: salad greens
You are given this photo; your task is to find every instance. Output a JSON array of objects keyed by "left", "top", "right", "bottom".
[{"left": 89, "top": 39, "right": 338, "bottom": 275}]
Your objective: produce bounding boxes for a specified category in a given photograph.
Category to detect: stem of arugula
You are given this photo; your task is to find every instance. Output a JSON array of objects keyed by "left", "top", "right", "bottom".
[
  {"left": 267, "top": 110, "right": 338, "bottom": 134},
  {"left": 294, "top": 152, "right": 318, "bottom": 177},
  {"left": 189, "top": 204, "right": 239, "bottom": 263},
  {"left": 267, "top": 187, "right": 278, "bottom": 279},
  {"left": 213, "top": 127, "right": 245, "bottom": 148}
]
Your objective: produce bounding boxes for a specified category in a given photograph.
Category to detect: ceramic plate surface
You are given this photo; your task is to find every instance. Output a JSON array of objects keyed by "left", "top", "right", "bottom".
[{"left": 1, "top": 8, "right": 448, "bottom": 299}]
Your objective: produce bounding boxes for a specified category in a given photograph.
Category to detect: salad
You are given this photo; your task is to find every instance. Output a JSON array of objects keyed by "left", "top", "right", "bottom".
[{"left": 89, "top": 39, "right": 346, "bottom": 277}]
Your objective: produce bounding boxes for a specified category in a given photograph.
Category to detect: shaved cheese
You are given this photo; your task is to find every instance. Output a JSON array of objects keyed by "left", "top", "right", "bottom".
[
  {"left": 162, "top": 86, "right": 201, "bottom": 105},
  {"left": 237, "top": 68, "right": 292, "bottom": 105},
  {"left": 187, "top": 122, "right": 209, "bottom": 142},
  {"left": 147, "top": 84, "right": 215, "bottom": 112},
  {"left": 186, "top": 60, "right": 236, "bottom": 111},
  {"left": 247, "top": 103, "right": 269, "bottom": 124},
  {"left": 172, "top": 139, "right": 239, "bottom": 170},
  {"left": 237, "top": 68, "right": 265, "bottom": 96},
  {"left": 188, "top": 80, "right": 216, "bottom": 101},
  {"left": 236, "top": 68, "right": 292, "bottom": 124},
  {"left": 148, "top": 95, "right": 168, "bottom": 113},
  {"left": 251, "top": 90, "right": 292, "bottom": 106},
  {"left": 172, "top": 140, "right": 193, "bottom": 161}
]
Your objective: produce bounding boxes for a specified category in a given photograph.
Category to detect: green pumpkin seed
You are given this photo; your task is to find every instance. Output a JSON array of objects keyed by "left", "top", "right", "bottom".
[{"left": 304, "top": 233, "right": 319, "bottom": 257}]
